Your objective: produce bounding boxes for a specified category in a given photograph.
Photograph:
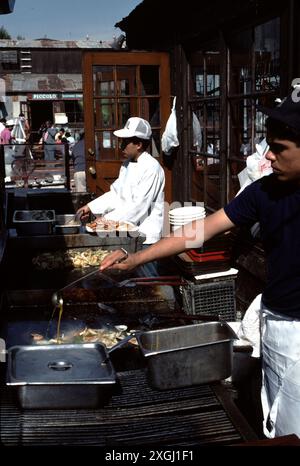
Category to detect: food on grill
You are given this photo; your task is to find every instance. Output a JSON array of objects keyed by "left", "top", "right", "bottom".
[
  {"left": 31, "top": 326, "right": 135, "bottom": 348},
  {"left": 32, "top": 248, "right": 110, "bottom": 270},
  {"left": 86, "top": 218, "right": 136, "bottom": 231},
  {"left": 31, "top": 332, "right": 45, "bottom": 341},
  {"left": 31, "top": 210, "right": 54, "bottom": 220}
]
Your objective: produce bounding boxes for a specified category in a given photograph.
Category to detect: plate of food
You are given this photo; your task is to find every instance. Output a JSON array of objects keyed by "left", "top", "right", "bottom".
[{"left": 86, "top": 218, "right": 139, "bottom": 235}]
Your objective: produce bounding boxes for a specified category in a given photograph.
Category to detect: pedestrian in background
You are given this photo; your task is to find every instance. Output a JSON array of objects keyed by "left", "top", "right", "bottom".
[
  {"left": 43, "top": 121, "right": 57, "bottom": 161},
  {"left": 72, "top": 130, "right": 86, "bottom": 192}
]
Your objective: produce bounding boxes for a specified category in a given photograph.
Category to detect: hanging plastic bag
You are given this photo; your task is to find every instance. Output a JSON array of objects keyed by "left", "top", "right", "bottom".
[
  {"left": 246, "top": 138, "right": 272, "bottom": 181},
  {"left": 11, "top": 117, "right": 33, "bottom": 158},
  {"left": 236, "top": 138, "right": 272, "bottom": 239},
  {"left": 161, "top": 96, "right": 179, "bottom": 155},
  {"left": 236, "top": 138, "right": 272, "bottom": 195},
  {"left": 11, "top": 117, "right": 26, "bottom": 144},
  {"left": 192, "top": 112, "right": 202, "bottom": 150}
]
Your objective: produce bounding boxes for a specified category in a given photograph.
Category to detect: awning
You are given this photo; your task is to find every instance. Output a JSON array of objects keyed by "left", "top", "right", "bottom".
[{"left": 0, "top": 0, "right": 15, "bottom": 15}]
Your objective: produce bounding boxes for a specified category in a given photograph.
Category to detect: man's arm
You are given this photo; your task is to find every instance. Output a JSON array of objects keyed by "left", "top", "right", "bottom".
[{"left": 100, "top": 208, "right": 235, "bottom": 271}]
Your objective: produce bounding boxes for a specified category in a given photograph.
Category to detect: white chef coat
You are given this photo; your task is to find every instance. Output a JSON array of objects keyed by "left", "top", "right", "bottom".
[{"left": 87, "top": 152, "right": 165, "bottom": 244}]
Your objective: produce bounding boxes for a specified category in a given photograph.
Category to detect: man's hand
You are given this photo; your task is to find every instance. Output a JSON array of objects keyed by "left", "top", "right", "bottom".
[
  {"left": 76, "top": 204, "right": 91, "bottom": 221},
  {"left": 100, "top": 249, "right": 137, "bottom": 271}
]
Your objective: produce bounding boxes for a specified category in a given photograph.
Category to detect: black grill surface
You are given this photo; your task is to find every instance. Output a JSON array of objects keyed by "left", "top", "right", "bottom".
[{"left": 0, "top": 369, "right": 256, "bottom": 447}]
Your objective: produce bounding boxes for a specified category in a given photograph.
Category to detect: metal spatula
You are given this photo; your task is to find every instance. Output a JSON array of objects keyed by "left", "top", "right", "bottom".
[{"left": 52, "top": 269, "right": 119, "bottom": 306}]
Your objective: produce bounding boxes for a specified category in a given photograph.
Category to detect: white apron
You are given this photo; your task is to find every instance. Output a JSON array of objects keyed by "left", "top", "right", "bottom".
[{"left": 261, "top": 306, "right": 300, "bottom": 438}]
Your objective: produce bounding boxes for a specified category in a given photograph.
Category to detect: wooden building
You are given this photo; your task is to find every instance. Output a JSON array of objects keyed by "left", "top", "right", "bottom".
[
  {"left": 0, "top": 38, "right": 115, "bottom": 141},
  {"left": 1, "top": 0, "right": 299, "bottom": 310},
  {"left": 115, "top": 0, "right": 300, "bottom": 206},
  {"left": 105, "top": 0, "right": 299, "bottom": 311}
]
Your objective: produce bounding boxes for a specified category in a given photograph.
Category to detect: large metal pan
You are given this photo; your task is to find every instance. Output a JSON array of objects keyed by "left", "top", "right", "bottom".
[
  {"left": 136, "top": 322, "right": 238, "bottom": 390},
  {"left": 5, "top": 338, "right": 134, "bottom": 409}
]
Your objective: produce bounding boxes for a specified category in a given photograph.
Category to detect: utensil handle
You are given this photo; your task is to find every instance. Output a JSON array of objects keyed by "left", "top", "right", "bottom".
[
  {"left": 166, "top": 313, "right": 220, "bottom": 321},
  {"left": 48, "top": 361, "right": 73, "bottom": 371},
  {"left": 60, "top": 269, "right": 100, "bottom": 291},
  {"left": 105, "top": 333, "right": 138, "bottom": 360}
]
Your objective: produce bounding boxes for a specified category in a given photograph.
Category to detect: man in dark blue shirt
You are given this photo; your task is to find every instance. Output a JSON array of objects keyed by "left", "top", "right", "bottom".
[{"left": 100, "top": 90, "right": 300, "bottom": 439}]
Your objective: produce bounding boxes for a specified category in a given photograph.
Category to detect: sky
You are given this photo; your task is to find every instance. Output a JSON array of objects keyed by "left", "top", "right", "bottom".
[{"left": 1, "top": 0, "right": 142, "bottom": 41}]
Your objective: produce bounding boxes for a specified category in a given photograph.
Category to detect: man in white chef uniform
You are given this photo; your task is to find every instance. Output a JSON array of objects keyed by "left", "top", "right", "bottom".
[{"left": 77, "top": 117, "right": 165, "bottom": 275}]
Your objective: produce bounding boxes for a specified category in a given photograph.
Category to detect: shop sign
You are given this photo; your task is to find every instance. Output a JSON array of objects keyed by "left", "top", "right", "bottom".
[
  {"left": 31, "top": 93, "right": 59, "bottom": 100},
  {"left": 28, "top": 93, "right": 82, "bottom": 100},
  {"left": 62, "top": 93, "right": 83, "bottom": 99}
]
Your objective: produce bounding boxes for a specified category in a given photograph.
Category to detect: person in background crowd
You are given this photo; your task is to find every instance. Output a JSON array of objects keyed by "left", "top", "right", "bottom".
[
  {"left": 38, "top": 121, "right": 47, "bottom": 140},
  {"left": 0, "top": 117, "right": 6, "bottom": 135},
  {"left": 65, "top": 131, "right": 75, "bottom": 153},
  {"left": 55, "top": 128, "right": 67, "bottom": 143},
  {"left": 76, "top": 117, "right": 165, "bottom": 276},
  {"left": 43, "top": 121, "right": 57, "bottom": 161},
  {"left": 17, "top": 112, "right": 30, "bottom": 139},
  {"left": 0, "top": 119, "right": 14, "bottom": 144},
  {"left": 100, "top": 92, "right": 300, "bottom": 439},
  {"left": 54, "top": 128, "right": 68, "bottom": 159},
  {"left": 72, "top": 130, "right": 86, "bottom": 192}
]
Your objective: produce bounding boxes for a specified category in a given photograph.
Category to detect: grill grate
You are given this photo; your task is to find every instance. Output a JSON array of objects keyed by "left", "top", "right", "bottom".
[
  {"left": 0, "top": 369, "right": 255, "bottom": 446},
  {"left": 181, "top": 278, "right": 236, "bottom": 321}
]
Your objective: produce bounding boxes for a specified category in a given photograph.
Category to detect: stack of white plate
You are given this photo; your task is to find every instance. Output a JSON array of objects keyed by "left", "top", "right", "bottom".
[{"left": 169, "top": 206, "right": 206, "bottom": 230}]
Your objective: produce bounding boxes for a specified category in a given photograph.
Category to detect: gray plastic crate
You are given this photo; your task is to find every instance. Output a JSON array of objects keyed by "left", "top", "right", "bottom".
[{"left": 181, "top": 277, "right": 236, "bottom": 321}]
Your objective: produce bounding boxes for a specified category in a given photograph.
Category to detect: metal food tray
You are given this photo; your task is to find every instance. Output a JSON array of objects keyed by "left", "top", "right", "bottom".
[
  {"left": 54, "top": 214, "right": 81, "bottom": 235},
  {"left": 13, "top": 210, "right": 55, "bottom": 236},
  {"left": 6, "top": 343, "right": 117, "bottom": 409},
  {"left": 136, "top": 322, "right": 237, "bottom": 390}
]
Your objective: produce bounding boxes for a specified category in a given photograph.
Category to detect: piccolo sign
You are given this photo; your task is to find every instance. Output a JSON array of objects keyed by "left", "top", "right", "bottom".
[{"left": 29, "top": 93, "right": 82, "bottom": 100}]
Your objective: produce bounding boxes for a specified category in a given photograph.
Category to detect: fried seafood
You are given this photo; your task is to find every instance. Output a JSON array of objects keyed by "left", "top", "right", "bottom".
[
  {"left": 31, "top": 326, "right": 135, "bottom": 348},
  {"left": 32, "top": 248, "right": 110, "bottom": 270}
]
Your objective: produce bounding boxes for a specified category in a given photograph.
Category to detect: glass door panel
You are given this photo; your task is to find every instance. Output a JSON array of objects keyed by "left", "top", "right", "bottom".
[
  {"left": 93, "top": 66, "right": 115, "bottom": 96},
  {"left": 117, "top": 97, "right": 138, "bottom": 127},
  {"left": 95, "top": 131, "right": 118, "bottom": 160},
  {"left": 140, "top": 65, "right": 160, "bottom": 95},
  {"left": 141, "top": 98, "right": 160, "bottom": 126},
  {"left": 116, "top": 66, "right": 137, "bottom": 95},
  {"left": 84, "top": 52, "right": 171, "bottom": 200}
]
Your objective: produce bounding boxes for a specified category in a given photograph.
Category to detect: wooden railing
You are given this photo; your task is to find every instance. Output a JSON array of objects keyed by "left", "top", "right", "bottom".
[{"left": 1, "top": 142, "right": 74, "bottom": 190}]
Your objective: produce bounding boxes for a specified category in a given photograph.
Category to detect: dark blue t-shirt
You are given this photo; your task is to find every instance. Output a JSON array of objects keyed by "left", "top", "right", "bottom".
[{"left": 224, "top": 174, "right": 300, "bottom": 317}]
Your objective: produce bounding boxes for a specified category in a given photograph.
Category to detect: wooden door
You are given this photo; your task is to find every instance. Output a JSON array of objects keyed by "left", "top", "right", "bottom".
[{"left": 82, "top": 52, "right": 172, "bottom": 202}]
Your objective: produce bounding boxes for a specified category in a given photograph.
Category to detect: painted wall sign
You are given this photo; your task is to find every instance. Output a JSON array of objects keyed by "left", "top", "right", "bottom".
[
  {"left": 31, "top": 93, "right": 59, "bottom": 100},
  {"left": 28, "top": 93, "right": 82, "bottom": 100}
]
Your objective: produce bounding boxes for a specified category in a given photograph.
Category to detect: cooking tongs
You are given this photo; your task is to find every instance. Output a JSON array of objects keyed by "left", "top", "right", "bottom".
[
  {"left": 117, "top": 275, "right": 186, "bottom": 287},
  {"left": 51, "top": 269, "right": 118, "bottom": 306}
]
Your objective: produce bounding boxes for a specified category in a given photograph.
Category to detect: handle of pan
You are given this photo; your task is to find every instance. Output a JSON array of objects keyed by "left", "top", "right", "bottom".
[
  {"left": 107, "top": 332, "right": 138, "bottom": 355},
  {"left": 102, "top": 333, "right": 138, "bottom": 364},
  {"left": 165, "top": 312, "right": 220, "bottom": 321},
  {"left": 60, "top": 269, "right": 119, "bottom": 293}
]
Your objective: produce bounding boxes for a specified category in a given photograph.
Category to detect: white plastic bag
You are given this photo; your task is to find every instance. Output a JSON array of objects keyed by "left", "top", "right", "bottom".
[
  {"left": 246, "top": 138, "right": 272, "bottom": 181},
  {"left": 236, "top": 138, "right": 272, "bottom": 238},
  {"left": 11, "top": 117, "right": 26, "bottom": 144},
  {"left": 11, "top": 117, "right": 33, "bottom": 159},
  {"left": 192, "top": 112, "right": 202, "bottom": 149},
  {"left": 161, "top": 96, "right": 179, "bottom": 155},
  {"left": 236, "top": 138, "right": 272, "bottom": 195}
]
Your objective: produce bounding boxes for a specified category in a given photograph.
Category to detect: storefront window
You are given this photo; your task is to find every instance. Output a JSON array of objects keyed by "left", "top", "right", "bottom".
[
  {"left": 92, "top": 64, "right": 161, "bottom": 161},
  {"left": 227, "top": 17, "right": 280, "bottom": 200},
  {"left": 187, "top": 18, "right": 280, "bottom": 210},
  {"left": 64, "top": 100, "right": 84, "bottom": 124}
]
